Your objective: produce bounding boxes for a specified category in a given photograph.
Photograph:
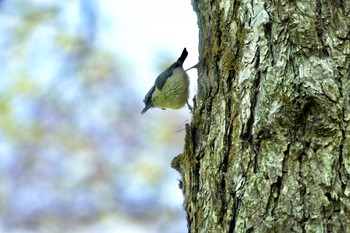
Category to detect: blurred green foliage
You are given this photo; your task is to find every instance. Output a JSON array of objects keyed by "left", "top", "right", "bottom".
[{"left": 0, "top": 0, "right": 187, "bottom": 232}]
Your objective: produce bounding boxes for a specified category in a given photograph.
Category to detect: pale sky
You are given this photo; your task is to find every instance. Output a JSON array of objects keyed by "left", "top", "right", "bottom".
[
  {"left": 99, "top": 0, "right": 199, "bottom": 99},
  {"left": 0, "top": 1, "right": 199, "bottom": 232}
]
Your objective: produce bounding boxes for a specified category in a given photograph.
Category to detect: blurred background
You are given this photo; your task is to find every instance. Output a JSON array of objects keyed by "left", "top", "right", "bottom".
[{"left": 0, "top": 0, "right": 198, "bottom": 232}]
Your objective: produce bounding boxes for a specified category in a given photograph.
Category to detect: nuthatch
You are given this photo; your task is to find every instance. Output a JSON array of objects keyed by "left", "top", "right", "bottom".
[{"left": 141, "top": 48, "right": 190, "bottom": 114}]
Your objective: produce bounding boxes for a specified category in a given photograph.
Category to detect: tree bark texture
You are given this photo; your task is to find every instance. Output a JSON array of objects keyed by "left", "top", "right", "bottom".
[{"left": 172, "top": 0, "right": 350, "bottom": 232}]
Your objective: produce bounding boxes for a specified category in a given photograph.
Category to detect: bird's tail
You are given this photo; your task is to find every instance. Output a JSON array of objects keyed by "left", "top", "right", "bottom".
[{"left": 177, "top": 48, "right": 188, "bottom": 66}]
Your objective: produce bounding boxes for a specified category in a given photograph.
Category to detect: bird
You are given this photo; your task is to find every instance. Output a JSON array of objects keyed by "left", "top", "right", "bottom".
[{"left": 141, "top": 48, "right": 190, "bottom": 114}]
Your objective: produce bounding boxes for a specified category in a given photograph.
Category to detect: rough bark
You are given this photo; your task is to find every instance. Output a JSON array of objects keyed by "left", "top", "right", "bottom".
[{"left": 172, "top": 0, "right": 350, "bottom": 232}]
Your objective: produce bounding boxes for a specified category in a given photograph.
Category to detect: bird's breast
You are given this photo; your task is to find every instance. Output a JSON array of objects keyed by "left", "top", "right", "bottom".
[{"left": 152, "top": 68, "right": 190, "bottom": 109}]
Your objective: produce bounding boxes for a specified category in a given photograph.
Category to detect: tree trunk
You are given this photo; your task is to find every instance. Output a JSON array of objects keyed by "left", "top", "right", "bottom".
[{"left": 172, "top": 0, "right": 350, "bottom": 232}]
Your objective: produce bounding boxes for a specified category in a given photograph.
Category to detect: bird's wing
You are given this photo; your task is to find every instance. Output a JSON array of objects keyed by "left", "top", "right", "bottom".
[
  {"left": 155, "top": 48, "right": 188, "bottom": 91},
  {"left": 154, "top": 64, "right": 176, "bottom": 90}
]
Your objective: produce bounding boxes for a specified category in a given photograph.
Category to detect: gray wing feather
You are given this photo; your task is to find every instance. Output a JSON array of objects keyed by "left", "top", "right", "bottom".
[
  {"left": 155, "top": 48, "right": 188, "bottom": 90},
  {"left": 155, "top": 64, "right": 176, "bottom": 90}
]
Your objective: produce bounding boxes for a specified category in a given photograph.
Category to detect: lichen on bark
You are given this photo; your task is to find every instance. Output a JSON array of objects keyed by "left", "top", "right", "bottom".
[{"left": 174, "top": 0, "right": 350, "bottom": 232}]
